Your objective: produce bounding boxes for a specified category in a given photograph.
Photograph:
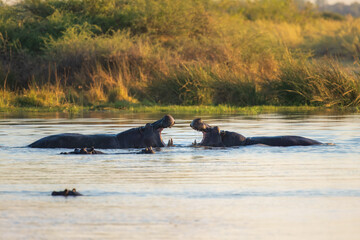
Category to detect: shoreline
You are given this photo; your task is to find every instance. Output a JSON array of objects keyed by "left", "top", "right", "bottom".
[{"left": 1, "top": 105, "right": 359, "bottom": 115}]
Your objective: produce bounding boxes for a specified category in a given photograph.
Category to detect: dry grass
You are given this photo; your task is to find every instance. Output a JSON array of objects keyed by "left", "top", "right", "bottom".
[{"left": 271, "top": 55, "right": 360, "bottom": 107}]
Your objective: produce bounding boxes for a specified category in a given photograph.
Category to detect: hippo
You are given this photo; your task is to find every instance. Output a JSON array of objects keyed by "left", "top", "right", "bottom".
[
  {"left": 137, "top": 146, "right": 156, "bottom": 154},
  {"left": 60, "top": 147, "right": 105, "bottom": 154},
  {"left": 29, "top": 115, "right": 175, "bottom": 149},
  {"left": 51, "top": 188, "right": 82, "bottom": 196},
  {"left": 61, "top": 146, "right": 156, "bottom": 154},
  {"left": 190, "top": 118, "right": 322, "bottom": 147}
]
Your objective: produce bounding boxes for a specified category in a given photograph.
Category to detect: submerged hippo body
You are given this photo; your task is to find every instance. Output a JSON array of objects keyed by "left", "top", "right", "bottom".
[
  {"left": 190, "top": 118, "right": 322, "bottom": 147},
  {"left": 61, "top": 147, "right": 156, "bottom": 154},
  {"left": 29, "top": 115, "right": 175, "bottom": 149},
  {"left": 52, "top": 188, "right": 82, "bottom": 196},
  {"left": 60, "top": 147, "right": 105, "bottom": 154}
]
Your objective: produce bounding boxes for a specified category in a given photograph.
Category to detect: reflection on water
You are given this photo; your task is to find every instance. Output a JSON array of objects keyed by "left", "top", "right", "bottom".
[{"left": 0, "top": 112, "right": 360, "bottom": 239}]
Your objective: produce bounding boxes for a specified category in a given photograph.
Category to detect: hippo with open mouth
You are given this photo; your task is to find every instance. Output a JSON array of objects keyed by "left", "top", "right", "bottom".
[
  {"left": 190, "top": 118, "right": 322, "bottom": 147},
  {"left": 29, "top": 115, "right": 175, "bottom": 149}
]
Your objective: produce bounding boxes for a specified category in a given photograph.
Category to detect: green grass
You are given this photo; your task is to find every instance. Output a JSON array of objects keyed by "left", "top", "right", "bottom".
[
  {"left": 2, "top": 102, "right": 359, "bottom": 115},
  {"left": 122, "top": 105, "right": 321, "bottom": 114}
]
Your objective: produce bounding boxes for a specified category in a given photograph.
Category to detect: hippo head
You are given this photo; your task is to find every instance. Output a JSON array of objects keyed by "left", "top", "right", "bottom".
[
  {"left": 139, "top": 114, "right": 175, "bottom": 147},
  {"left": 190, "top": 118, "right": 224, "bottom": 147}
]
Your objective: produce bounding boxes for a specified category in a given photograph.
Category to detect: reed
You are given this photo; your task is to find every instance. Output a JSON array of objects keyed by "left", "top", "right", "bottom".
[{"left": 271, "top": 55, "right": 360, "bottom": 107}]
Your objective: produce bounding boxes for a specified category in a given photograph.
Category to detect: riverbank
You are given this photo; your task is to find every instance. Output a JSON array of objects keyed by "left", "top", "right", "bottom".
[{"left": 1, "top": 104, "right": 359, "bottom": 115}]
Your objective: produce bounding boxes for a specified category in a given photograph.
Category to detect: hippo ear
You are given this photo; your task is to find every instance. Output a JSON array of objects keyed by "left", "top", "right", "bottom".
[
  {"left": 214, "top": 126, "right": 221, "bottom": 134},
  {"left": 220, "top": 130, "right": 226, "bottom": 137}
]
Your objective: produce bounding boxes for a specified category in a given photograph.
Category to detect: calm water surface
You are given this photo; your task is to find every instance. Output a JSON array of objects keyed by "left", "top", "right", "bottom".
[{"left": 0, "top": 112, "right": 359, "bottom": 239}]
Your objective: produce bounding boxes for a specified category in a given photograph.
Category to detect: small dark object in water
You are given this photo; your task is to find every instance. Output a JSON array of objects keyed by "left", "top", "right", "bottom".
[
  {"left": 51, "top": 188, "right": 82, "bottom": 196},
  {"left": 137, "top": 146, "right": 155, "bottom": 154},
  {"left": 61, "top": 147, "right": 104, "bottom": 154}
]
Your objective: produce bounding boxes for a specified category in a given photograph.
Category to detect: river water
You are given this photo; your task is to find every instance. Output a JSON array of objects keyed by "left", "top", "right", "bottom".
[{"left": 0, "top": 112, "right": 359, "bottom": 239}]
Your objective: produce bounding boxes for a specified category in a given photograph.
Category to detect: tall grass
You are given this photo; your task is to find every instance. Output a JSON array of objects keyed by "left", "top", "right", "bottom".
[
  {"left": 271, "top": 56, "right": 360, "bottom": 107},
  {"left": 0, "top": 0, "right": 360, "bottom": 109},
  {"left": 0, "top": 89, "right": 13, "bottom": 108}
]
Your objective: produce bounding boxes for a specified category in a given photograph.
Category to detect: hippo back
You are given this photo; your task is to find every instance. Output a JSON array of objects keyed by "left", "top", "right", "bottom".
[
  {"left": 116, "top": 126, "right": 164, "bottom": 148},
  {"left": 29, "top": 133, "right": 120, "bottom": 148},
  {"left": 245, "top": 136, "right": 322, "bottom": 146},
  {"left": 221, "top": 131, "right": 247, "bottom": 147},
  {"left": 116, "top": 128, "right": 144, "bottom": 148}
]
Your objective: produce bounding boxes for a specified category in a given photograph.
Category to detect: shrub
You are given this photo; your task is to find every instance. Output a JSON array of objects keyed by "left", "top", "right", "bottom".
[
  {"left": 148, "top": 65, "right": 214, "bottom": 105},
  {"left": 14, "top": 82, "right": 65, "bottom": 107}
]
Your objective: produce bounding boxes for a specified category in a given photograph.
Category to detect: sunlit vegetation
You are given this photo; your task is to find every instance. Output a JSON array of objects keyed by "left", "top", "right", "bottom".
[{"left": 0, "top": 0, "right": 360, "bottom": 111}]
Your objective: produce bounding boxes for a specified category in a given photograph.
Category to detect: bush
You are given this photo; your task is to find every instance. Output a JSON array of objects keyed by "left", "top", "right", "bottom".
[
  {"left": 321, "top": 12, "right": 345, "bottom": 21},
  {"left": 148, "top": 65, "right": 214, "bottom": 105}
]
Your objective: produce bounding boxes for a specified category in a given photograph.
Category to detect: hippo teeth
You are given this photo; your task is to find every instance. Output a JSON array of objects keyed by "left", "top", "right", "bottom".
[{"left": 158, "top": 128, "right": 165, "bottom": 145}]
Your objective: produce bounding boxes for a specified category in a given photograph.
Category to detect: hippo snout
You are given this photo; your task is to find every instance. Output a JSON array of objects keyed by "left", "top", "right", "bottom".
[
  {"left": 152, "top": 115, "right": 175, "bottom": 129},
  {"left": 162, "top": 115, "right": 175, "bottom": 128},
  {"left": 190, "top": 118, "right": 210, "bottom": 132}
]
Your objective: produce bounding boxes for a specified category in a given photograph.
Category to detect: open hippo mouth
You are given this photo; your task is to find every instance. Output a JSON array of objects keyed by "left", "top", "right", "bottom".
[
  {"left": 151, "top": 114, "right": 175, "bottom": 145},
  {"left": 190, "top": 118, "right": 216, "bottom": 145},
  {"left": 190, "top": 118, "right": 225, "bottom": 147}
]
